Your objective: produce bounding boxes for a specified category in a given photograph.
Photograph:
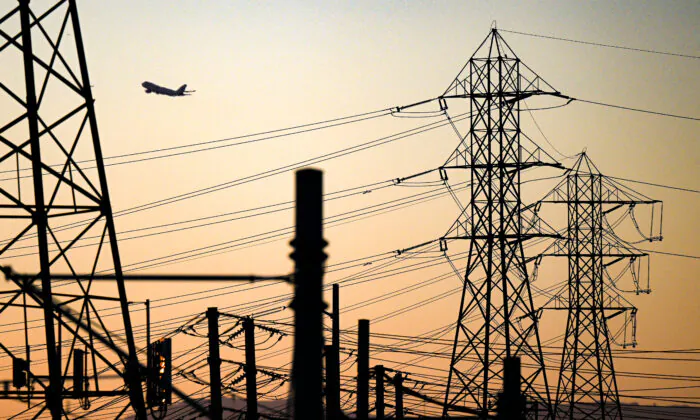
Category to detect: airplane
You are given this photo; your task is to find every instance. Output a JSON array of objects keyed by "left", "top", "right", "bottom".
[{"left": 141, "top": 81, "right": 195, "bottom": 96}]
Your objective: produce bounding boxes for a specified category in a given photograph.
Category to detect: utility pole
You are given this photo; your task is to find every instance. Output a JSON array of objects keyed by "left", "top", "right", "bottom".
[
  {"left": 393, "top": 372, "right": 404, "bottom": 419},
  {"left": 332, "top": 283, "right": 340, "bottom": 350},
  {"left": 325, "top": 283, "right": 341, "bottom": 419},
  {"left": 325, "top": 344, "right": 341, "bottom": 420},
  {"left": 496, "top": 357, "right": 525, "bottom": 420},
  {"left": 146, "top": 299, "right": 151, "bottom": 379},
  {"left": 375, "top": 365, "right": 385, "bottom": 420},
  {"left": 357, "top": 319, "right": 370, "bottom": 420},
  {"left": 290, "top": 169, "right": 327, "bottom": 420},
  {"left": 207, "top": 307, "right": 222, "bottom": 420},
  {"left": 244, "top": 317, "right": 258, "bottom": 420}
]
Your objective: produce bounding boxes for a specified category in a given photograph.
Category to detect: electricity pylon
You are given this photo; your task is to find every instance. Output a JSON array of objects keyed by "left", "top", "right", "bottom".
[
  {"left": 438, "top": 28, "right": 567, "bottom": 418},
  {"left": 539, "top": 153, "right": 662, "bottom": 419},
  {"left": 0, "top": 1, "right": 145, "bottom": 418}
]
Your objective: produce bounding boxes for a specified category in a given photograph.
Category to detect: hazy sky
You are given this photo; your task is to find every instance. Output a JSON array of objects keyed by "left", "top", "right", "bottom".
[{"left": 0, "top": 0, "right": 698, "bottom": 417}]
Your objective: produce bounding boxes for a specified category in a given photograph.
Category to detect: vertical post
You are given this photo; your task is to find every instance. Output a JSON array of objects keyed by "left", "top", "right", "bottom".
[
  {"left": 332, "top": 283, "right": 340, "bottom": 350},
  {"left": 73, "top": 349, "right": 85, "bottom": 397},
  {"left": 290, "top": 169, "right": 327, "bottom": 420},
  {"left": 375, "top": 365, "right": 385, "bottom": 420},
  {"left": 393, "top": 372, "right": 404, "bottom": 419},
  {"left": 497, "top": 356, "right": 525, "bottom": 420},
  {"left": 243, "top": 317, "right": 258, "bottom": 420},
  {"left": 18, "top": 1, "right": 61, "bottom": 417},
  {"left": 207, "top": 307, "right": 222, "bottom": 420},
  {"left": 329, "top": 283, "right": 341, "bottom": 419},
  {"left": 325, "top": 344, "right": 340, "bottom": 420},
  {"left": 57, "top": 313, "right": 62, "bottom": 373},
  {"left": 357, "top": 319, "right": 370, "bottom": 420},
  {"left": 146, "top": 299, "right": 151, "bottom": 376}
]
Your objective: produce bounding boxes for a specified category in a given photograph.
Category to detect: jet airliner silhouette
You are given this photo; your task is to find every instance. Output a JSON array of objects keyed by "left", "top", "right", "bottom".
[{"left": 142, "top": 81, "right": 195, "bottom": 96}]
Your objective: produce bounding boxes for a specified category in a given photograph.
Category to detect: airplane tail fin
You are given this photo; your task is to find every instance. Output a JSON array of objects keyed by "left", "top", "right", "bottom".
[{"left": 177, "top": 84, "right": 187, "bottom": 95}]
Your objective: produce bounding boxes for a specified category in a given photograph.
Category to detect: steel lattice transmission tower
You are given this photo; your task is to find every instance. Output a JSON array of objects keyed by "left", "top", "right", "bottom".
[
  {"left": 440, "top": 28, "right": 566, "bottom": 418},
  {"left": 0, "top": 1, "right": 146, "bottom": 418},
  {"left": 540, "top": 154, "right": 662, "bottom": 419}
]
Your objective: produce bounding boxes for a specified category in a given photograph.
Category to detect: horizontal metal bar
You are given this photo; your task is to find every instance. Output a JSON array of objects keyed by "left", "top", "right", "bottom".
[
  {"left": 542, "top": 253, "right": 647, "bottom": 258},
  {"left": 50, "top": 292, "right": 123, "bottom": 302},
  {"left": 540, "top": 200, "right": 659, "bottom": 205},
  {"left": 0, "top": 267, "right": 291, "bottom": 283},
  {"left": 544, "top": 307, "right": 634, "bottom": 311},
  {"left": 0, "top": 389, "right": 129, "bottom": 398},
  {"left": 444, "top": 234, "right": 562, "bottom": 241},
  {"left": 0, "top": 301, "right": 42, "bottom": 309}
]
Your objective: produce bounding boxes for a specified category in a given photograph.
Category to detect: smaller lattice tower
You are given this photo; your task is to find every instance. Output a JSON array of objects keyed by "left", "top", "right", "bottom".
[{"left": 540, "top": 153, "right": 662, "bottom": 419}]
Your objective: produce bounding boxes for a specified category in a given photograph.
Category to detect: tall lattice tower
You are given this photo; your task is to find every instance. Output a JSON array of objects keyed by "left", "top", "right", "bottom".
[
  {"left": 440, "top": 29, "right": 565, "bottom": 418},
  {"left": 0, "top": 1, "right": 145, "bottom": 418},
  {"left": 540, "top": 154, "right": 662, "bottom": 419}
]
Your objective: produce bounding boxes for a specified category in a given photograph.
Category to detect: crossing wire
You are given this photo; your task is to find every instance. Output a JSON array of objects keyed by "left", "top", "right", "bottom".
[
  {"left": 0, "top": 107, "right": 394, "bottom": 178},
  {"left": 500, "top": 28, "right": 700, "bottom": 60},
  {"left": 574, "top": 98, "right": 700, "bottom": 121}
]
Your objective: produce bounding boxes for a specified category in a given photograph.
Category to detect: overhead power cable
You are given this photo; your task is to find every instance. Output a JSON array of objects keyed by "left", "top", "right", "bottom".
[
  {"left": 574, "top": 98, "right": 700, "bottom": 121},
  {"left": 500, "top": 28, "right": 700, "bottom": 60},
  {"left": 0, "top": 107, "right": 393, "bottom": 179},
  {"left": 33, "top": 111, "right": 466, "bottom": 239},
  {"left": 607, "top": 175, "right": 700, "bottom": 194},
  {"left": 638, "top": 249, "right": 700, "bottom": 260},
  {"left": 523, "top": 101, "right": 574, "bottom": 159}
]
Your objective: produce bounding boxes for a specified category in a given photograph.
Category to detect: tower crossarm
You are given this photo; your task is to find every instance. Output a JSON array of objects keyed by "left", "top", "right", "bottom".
[
  {"left": 441, "top": 162, "right": 564, "bottom": 171},
  {"left": 395, "top": 90, "right": 571, "bottom": 113},
  {"left": 442, "top": 233, "right": 562, "bottom": 242}
]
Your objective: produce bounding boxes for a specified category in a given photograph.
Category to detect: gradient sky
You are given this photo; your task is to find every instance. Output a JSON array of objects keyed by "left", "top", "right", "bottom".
[{"left": 0, "top": 0, "right": 698, "bottom": 417}]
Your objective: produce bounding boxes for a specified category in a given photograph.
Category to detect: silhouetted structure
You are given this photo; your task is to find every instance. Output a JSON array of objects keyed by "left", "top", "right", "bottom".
[
  {"left": 438, "top": 28, "right": 564, "bottom": 418},
  {"left": 0, "top": 1, "right": 145, "bottom": 417},
  {"left": 290, "top": 168, "right": 327, "bottom": 419},
  {"left": 208, "top": 308, "right": 223, "bottom": 420},
  {"left": 540, "top": 154, "right": 662, "bottom": 419}
]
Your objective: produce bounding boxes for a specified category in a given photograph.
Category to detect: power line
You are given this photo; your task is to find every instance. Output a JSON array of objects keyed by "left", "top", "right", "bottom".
[
  {"left": 523, "top": 101, "right": 574, "bottom": 159},
  {"left": 608, "top": 175, "right": 700, "bottom": 194},
  {"left": 575, "top": 98, "right": 700, "bottom": 121},
  {"left": 28, "top": 111, "right": 466, "bottom": 240},
  {"left": 639, "top": 249, "right": 700, "bottom": 260},
  {"left": 500, "top": 28, "right": 700, "bottom": 60},
  {"left": 0, "top": 107, "right": 393, "bottom": 178}
]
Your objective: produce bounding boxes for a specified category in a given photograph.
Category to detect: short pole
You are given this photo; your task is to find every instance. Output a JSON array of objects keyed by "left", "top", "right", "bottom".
[
  {"left": 243, "top": 318, "right": 258, "bottom": 420},
  {"left": 146, "top": 300, "right": 151, "bottom": 374},
  {"left": 357, "top": 319, "right": 370, "bottom": 420},
  {"left": 207, "top": 307, "right": 222, "bottom": 420},
  {"left": 393, "top": 372, "right": 404, "bottom": 419},
  {"left": 325, "top": 344, "right": 340, "bottom": 420},
  {"left": 332, "top": 283, "right": 340, "bottom": 349},
  {"left": 375, "top": 365, "right": 385, "bottom": 420},
  {"left": 497, "top": 356, "right": 525, "bottom": 420}
]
